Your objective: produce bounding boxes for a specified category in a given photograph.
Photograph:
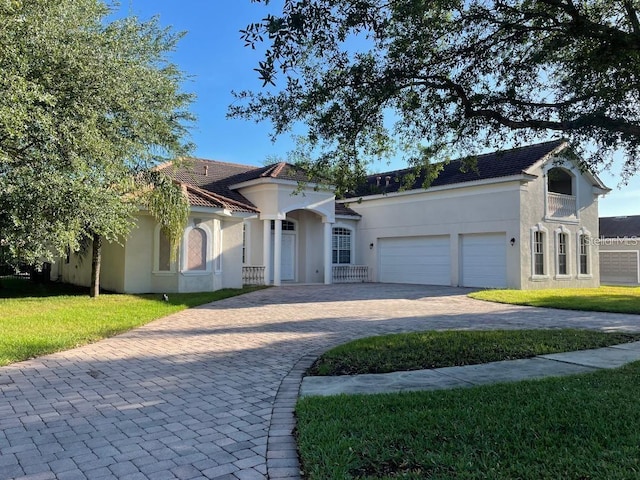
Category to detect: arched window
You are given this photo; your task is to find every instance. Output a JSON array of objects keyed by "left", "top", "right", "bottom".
[
  {"left": 332, "top": 227, "right": 352, "bottom": 264},
  {"left": 547, "top": 167, "right": 573, "bottom": 195},
  {"left": 187, "top": 227, "right": 207, "bottom": 271}
]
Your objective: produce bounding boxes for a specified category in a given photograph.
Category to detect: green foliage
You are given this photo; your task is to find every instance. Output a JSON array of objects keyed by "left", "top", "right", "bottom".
[
  {"left": 470, "top": 286, "right": 640, "bottom": 314},
  {"left": 0, "top": 0, "right": 194, "bottom": 264},
  {"left": 308, "top": 329, "right": 640, "bottom": 375},
  {"left": 144, "top": 171, "right": 190, "bottom": 260},
  {"left": 234, "top": 0, "right": 640, "bottom": 192},
  {"left": 297, "top": 362, "right": 640, "bottom": 479}
]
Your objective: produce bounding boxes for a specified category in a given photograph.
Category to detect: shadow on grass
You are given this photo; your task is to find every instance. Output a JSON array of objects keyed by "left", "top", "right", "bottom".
[{"left": 0, "top": 277, "right": 89, "bottom": 298}]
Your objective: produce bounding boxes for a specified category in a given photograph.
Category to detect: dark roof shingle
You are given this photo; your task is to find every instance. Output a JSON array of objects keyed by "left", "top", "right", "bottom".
[
  {"left": 354, "top": 139, "right": 567, "bottom": 196},
  {"left": 599, "top": 215, "right": 640, "bottom": 238}
]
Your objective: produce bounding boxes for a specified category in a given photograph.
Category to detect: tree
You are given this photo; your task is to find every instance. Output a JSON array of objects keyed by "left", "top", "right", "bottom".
[
  {"left": 233, "top": 0, "right": 640, "bottom": 194},
  {"left": 0, "top": 0, "right": 193, "bottom": 296}
]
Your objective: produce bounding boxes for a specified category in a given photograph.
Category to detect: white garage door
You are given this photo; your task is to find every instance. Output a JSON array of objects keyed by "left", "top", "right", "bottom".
[
  {"left": 379, "top": 236, "right": 451, "bottom": 285},
  {"left": 600, "top": 251, "right": 640, "bottom": 284},
  {"left": 460, "top": 233, "right": 507, "bottom": 288}
]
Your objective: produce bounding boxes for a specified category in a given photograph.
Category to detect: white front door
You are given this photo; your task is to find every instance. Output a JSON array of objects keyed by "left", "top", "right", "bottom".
[{"left": 271, "top": 232, "right": 296, "bottom": 282}]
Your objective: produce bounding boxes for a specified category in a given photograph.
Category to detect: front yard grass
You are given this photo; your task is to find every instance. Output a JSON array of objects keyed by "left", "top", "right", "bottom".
[
  {"left": 297, "top": 362, "right": 640, "bottom": 479},
  {"left": 308, "top": 329, "right": 640, "bottom": 376},
  {"left": 0, "top": 278, "right": 264, "bottom": 367},
  {"left": 469, "top": 285, "right": 640, "bottom": 314}
]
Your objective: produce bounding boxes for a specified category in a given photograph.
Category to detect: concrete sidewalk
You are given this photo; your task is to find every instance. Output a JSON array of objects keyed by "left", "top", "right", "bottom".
[{"left": 300, "top": 341, "right": 640, "bottom": 397}]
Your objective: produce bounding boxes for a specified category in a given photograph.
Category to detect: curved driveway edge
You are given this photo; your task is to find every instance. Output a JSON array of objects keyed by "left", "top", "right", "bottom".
[{"left": 2, "top": 284, "right": 640, "bottom": 480}]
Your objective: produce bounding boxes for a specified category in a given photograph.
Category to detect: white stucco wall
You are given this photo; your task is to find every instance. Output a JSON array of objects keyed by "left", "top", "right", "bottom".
[
  {"left": 519, "top": 156, "right": 601, "bottom": 289},
  {"left": 346, "top": 181, "right": 522, "bottom": 287},
  {"left": 119, "top": 212, "right": 245, "bottom": 294},
  {"left": 238, "top": 181, "right": 337, "bottom": 284},
  {"left": 58, "top": 239, "right": 125, "bottom": 292},
  {"left": 345, "top": 155, "right": 604, "bottom": 290}
]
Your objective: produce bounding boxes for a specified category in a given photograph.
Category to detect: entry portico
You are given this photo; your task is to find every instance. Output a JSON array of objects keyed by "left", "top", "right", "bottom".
[{"left": 230, "top": 163, "right": 336, "bottom": 286}]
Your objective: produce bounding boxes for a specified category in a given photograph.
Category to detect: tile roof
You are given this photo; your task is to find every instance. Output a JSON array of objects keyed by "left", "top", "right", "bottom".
[
  {"left": 599, "top": 215, "right": 640, "bottom": 238},
  {"left": 353, "top": 139, "right": 567, "bottom": 196},
  {"left": 159, "top": 158, "right": 351, "bottom": 215},
  {"left": 184, "top": 185, "right": 259, "bottom": 214},
  {"left": 335, "top": 202, "right": 361, "bottom": 217},
  {"left": 161, "top": 140, "right": 569, "bottom": 216}
]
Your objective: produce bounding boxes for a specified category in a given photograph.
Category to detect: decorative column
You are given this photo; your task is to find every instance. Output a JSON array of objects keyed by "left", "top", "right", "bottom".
[
  {"left": 273, "top": 219, "right": 282, "bottom": 286},
  {"left": 324, "top": 221, "right": 333, "bottom": 284},
  {"left": 263, "top": 219, "right": 271, "bottom": 286}
]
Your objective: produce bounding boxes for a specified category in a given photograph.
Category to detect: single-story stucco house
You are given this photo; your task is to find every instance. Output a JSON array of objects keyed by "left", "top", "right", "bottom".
[
  {"left": 599, "top": 215, "right": 640, "bottom": 285},
  {"left": 56, "top": 139, "right": 611, "bottom": 292}
]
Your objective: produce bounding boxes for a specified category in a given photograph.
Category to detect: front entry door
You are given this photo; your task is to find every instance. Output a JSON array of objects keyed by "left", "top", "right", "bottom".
[{"left": 271, "top": 232, "right": 296, "bottom": 282}]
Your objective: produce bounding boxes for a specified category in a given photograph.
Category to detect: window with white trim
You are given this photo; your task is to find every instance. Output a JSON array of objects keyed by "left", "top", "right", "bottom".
[
  {"left": 579, "top": 234, "right": 589, "bottom": 275},
  {"left": 158, "top": 229, "right": 172, "bottom": 272},
  {"left": 531, "top": 225, "right": 548, "bottom": 278},
  {"left": 271, "top": 220, "right": 295, "bottom": 231},
  {"left": 534, "top": 231, "right": 545, "bottom": 275},
  {"left": 553, "top": 226, "right": 572, "bottom": 278},
  {"left": 332, "top": 227, "right": 352, "bottom": 264},
  {"left": 214, "top": 220, "right": 222, "bottom": 273},
  {"left": 242, "top": 223, "right": 246, "bottom": 264},
  {"left": 187, "top": 227, "right": 207, "bottom": 271}
]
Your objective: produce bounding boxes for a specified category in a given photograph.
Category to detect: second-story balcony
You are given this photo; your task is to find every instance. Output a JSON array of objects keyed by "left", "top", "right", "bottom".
[{"left": 547, "top": 192, "right": 577, "bottom": 220}]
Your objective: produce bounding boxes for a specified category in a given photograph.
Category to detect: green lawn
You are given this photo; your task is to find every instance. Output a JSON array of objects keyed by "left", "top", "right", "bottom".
[
  {"left": 297, "top": 362, "right": 640, "bottom": 479},
  {"left": 300, "top": 288, "right": 640, "bottom": 479},
  {"left": 0, "top": 278, "right": 264, "bottom": 366},
  {"left": 469, "top": 285, "right": 640, "bottom": 314},
  {"left": 308, "top": 329, "right": 640, "bottom": 376}
]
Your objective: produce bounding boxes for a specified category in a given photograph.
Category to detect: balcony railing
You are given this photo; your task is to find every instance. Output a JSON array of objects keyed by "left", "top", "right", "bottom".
[
  {"left": 333, "top": 265, "right": 369, "bottom": 283},
  {"left": 242, "top": 266, "right": 265, "bottom": 285},
  {"left": 547, "top": 192, "right": 577, "bottom": 219}
]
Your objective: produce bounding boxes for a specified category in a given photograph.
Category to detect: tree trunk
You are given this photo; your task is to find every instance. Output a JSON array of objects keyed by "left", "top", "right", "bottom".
[{"left": 90, "top": 233, "right": 102, "bottom": 298}]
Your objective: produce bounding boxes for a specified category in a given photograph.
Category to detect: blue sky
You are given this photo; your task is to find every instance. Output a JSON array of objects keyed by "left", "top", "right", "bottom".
[{"left": 113, "top": 1, "right": 638, "bottom": 217}]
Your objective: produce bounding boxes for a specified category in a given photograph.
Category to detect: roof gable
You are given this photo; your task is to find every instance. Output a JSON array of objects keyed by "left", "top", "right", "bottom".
[{"left": 159, "top": 158, "right": 347, "bottom": 214}]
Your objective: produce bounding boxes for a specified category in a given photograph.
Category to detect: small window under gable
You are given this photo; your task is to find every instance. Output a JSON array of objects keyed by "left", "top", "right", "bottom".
[
  {"left": 547, "top": 167, "right": 573, "bottom": 195},
  {"left": 546, "top": 167, "right": 577, "bottom": 220}
]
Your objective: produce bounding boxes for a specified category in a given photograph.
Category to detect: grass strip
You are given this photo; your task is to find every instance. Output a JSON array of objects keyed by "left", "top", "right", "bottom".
[
  {"left": 469, "top": 286, "right": 640, "bottom": 314},
  {"left": 0, "top": 279, "right": 265, "bottom": 366},
  {"left": 297, "top": 362, "right": 640, "bottom": 479},
  {"left": 308, "top": 329, "right": 640, "bottom": 375}
]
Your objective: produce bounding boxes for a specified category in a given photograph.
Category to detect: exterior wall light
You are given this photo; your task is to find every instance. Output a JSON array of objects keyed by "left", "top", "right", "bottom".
[
  {"left": 369, "top": 242, "right": 374, "bottom": 249},
  {"left": 510, "top": 237, "right": 516, "bottom": 246}
]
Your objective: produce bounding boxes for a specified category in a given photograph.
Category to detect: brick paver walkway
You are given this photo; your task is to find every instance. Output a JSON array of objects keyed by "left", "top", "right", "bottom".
[{"left": 2, "top": 284, "right": 640, "bottom": 480}]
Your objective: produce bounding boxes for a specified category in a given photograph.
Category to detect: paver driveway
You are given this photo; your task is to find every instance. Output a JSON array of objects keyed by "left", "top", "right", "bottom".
[{"left": 2, "top": 283, "right": 640, "bottom": 480}]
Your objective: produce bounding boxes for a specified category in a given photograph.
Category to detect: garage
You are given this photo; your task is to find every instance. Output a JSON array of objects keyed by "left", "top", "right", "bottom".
[
  {"left": 460, "top": 233, "right": 507, "bottom": 288},
  {"left": 378, "top": 236, "right": 451, "bottom": 285},
  {"left": 600, "top": 251, "right": 640, "bottom": 284}
]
